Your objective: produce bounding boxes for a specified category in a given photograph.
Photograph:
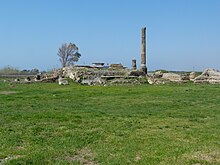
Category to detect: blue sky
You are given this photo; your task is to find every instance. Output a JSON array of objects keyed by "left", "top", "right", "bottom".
[{"left": 0, "top": 0, "right": 220, "bottom": 71}]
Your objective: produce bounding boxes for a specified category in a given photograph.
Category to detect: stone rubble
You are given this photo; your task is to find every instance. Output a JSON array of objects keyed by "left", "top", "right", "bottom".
[
  {"left": 7, "top": 67, "right": 220, "bottom": 86},
  {"left": 60, "top": 67, "right": 220, "bottom": 86},
  {"left": 162, "top": 73, "right": 182, "bottom": 82},
  {"left": 62, "top": 66, "right": 148, "bottom": 86},
  {"left": 189, "top": 72, "right": 196, "bottom": 80},
  {"left": 58, "top": 77, "right": 69, "bottom": 85},
  {"left": 194, "top": 68, "right": 220, "bottom": 84}
]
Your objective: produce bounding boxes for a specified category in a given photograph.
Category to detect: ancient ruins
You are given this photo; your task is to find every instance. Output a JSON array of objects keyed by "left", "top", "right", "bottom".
[
  {"left": 59, "top": 27, "right": 220, "bottom": 85},
  {"left": 59, "top": 27, "right": 149, "bottom": 85},
  {"left": 141, "top": 27, "right": 147, "bottom": 74},
  {"left": 5, "top": 27, "right": 220, "bottom": 85}
]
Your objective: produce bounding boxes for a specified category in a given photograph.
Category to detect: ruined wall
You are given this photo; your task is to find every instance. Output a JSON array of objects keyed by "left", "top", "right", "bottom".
[{"left": 63, "top": 66, "right": 148, "bottom": 86}]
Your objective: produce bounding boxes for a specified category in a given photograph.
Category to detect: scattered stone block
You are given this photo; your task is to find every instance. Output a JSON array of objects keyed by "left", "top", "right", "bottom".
[
  {"left": 162, "top": 73, "right": 182, "bottom": 82},
  {"left": 14, "top": 78, "right": 20, "bottom": 82},
  {"left": 189, "top": 72, "right": 196, "bottom": 80},
  {"left": 129, "top": 71, "right": 145, "bottom": 77},
  {"left": 58, "top": 77, "right": 69, "bottom": 85},
  {"left": 35, "top": 74, "right": 41, "bottom": 81},
  {"left": 181, "top": 74, "right": 190, "bottom": 81},
  {"left": 154, "top": 71, "right": 163, "bottom": 78},
  {"left": 25, "top": 77, "right": 31, "bottom": 82}
]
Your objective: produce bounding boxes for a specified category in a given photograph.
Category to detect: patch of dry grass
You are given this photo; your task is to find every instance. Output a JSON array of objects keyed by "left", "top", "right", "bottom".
[
  {"left": 0, "top": 91, "right": 17, "bottom": 95},
  {"left": 67, "top": 147, "right": 98, "bottom": 165}
]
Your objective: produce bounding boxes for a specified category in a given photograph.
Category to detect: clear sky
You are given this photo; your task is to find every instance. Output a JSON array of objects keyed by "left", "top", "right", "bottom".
[{"left": 0, "top": 0, "right": 220, "bottom": 71}]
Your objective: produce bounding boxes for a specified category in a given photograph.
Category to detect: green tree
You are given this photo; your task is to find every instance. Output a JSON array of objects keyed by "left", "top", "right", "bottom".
[{"left": 58, "top": 42, "right": 81, "bottom": 67}]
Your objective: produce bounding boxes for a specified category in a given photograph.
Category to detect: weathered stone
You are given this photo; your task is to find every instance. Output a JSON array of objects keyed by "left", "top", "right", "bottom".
[
  {"left": 63, "top": 67, "right": 76, "bottom": 80},
  {"left": 141, "top": 27, "right": 147, "bottom": 74},
  {"left": 81, "top": 77, "right": 103, "bottom": 86},
  {"left": 154, "top": 71, "right": 163, "bottom": 78},
  {"left": 147, "top": 77, "right": 155, "bottom": 85},
  {"left": 147, "top": 74, "right": 171, "bottom": 85},
  {"left": 162, "top": 73, "right": 182, "bottom": 82},
  {"left": 58, "top": 77, "right": 69, "bottom": 85},
  {"left": 61, "top": 66, "right": 150, "bottom": 86},
  {"left": 132, "top": 59, "right": 137, "bottom": 70},
  {"left": 181, "top": 74, "right": 190, "bottom": 81},
  {"left": 25, "top": 77, "right": 31, "bottom": 82},
  {"left": 194, "top": 68, "right": 220, "bottom": 84},
  {"left": 105, "top": 77, "right": 147, "bottom": 86},
  {"left": 41, "top": 76, "right": 58, "bottom": 83},
  {"left": 14, "top": 78, "right": 20, "bottom": 82},
  {"left": 189, "top": 72, "right": 196, "bottom": 80},
  {"left": 35, "top": 74, "right": 41, "bottom": 81},
  {"left": 129, "top": 71, "right": 145, "bottom": 77}
]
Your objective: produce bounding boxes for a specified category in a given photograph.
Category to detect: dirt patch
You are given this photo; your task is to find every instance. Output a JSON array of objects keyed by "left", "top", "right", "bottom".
[
  {"left": 178, "top": 150, "right": 220, "bottom": 164},
  {"left": 190, "top": 150, "right": 220, "bottom": 164},
  {"left": 193, "top": 150, "right": 220, "bottom": 162},
  {"left": 0, "top": 155, "right": 22, "bottom": 164},
  {"left": 0, "top": 91, "right": 18, "bottom": 95},
  {"left": 67, "top": 147, "right": 98, "bottom": 165}
]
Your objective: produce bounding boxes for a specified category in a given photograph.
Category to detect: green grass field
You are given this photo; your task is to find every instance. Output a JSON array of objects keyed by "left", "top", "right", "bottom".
[{"left": 0, "top": 82, "right": 220, "bottom": 164}]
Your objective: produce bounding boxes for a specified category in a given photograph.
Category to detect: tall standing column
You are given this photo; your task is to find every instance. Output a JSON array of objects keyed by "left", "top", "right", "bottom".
[{"left": 141, "top": 27, "right": 147, "bottom": 74}]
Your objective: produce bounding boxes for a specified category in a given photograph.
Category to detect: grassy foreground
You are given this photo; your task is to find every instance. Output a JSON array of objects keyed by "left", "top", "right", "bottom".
[{"left": 0, "top": 82, "right": 220, "bottom": 165}]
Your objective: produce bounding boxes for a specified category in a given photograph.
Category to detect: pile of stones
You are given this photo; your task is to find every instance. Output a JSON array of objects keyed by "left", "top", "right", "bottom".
[
  {"left": 9, "top": 67, "right": 220, "bottom": 86},
  {"left": 12, "top": 69, "right": 63, "bottom": 84},
  {"left": 62, "top": 66, "right": 148, "bottom": 86},
  {"left": 194, "top": 68, "right": 220, "bottom": 84},
  {"left": 149, "top": 71, "right": 189, "bottom": 84},
  {"left": 62, "top": 67, "right": 220, "bottom": 86},
  {"left": 149, "top": 68, "right": 220, "bottom": 85}
]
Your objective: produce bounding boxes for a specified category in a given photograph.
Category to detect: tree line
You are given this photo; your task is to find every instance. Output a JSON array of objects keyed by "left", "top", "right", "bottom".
[{"left": 0, "top": 66, "right": 42, "bottom": 75}]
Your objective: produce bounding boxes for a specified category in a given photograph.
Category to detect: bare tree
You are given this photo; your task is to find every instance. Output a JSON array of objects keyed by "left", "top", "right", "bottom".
[{"left": 58, "top": 42, "right": 81, "bottom": 67}]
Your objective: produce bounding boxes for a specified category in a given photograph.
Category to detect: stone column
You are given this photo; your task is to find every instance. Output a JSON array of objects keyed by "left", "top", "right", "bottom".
[
  {"left": 132, "top": 59, "right": 137, "bottom": 70},
  {"left": 141, "top": 27, "right": 147, "bottom": 74}
]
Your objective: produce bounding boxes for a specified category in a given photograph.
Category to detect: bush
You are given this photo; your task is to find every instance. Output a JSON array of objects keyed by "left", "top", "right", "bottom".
[
  {"left": 0, "top": 66, "right": 20, "bottom": 74},
  {"left": 155, "top": 69, "right": 169, "bottom": 73}
]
